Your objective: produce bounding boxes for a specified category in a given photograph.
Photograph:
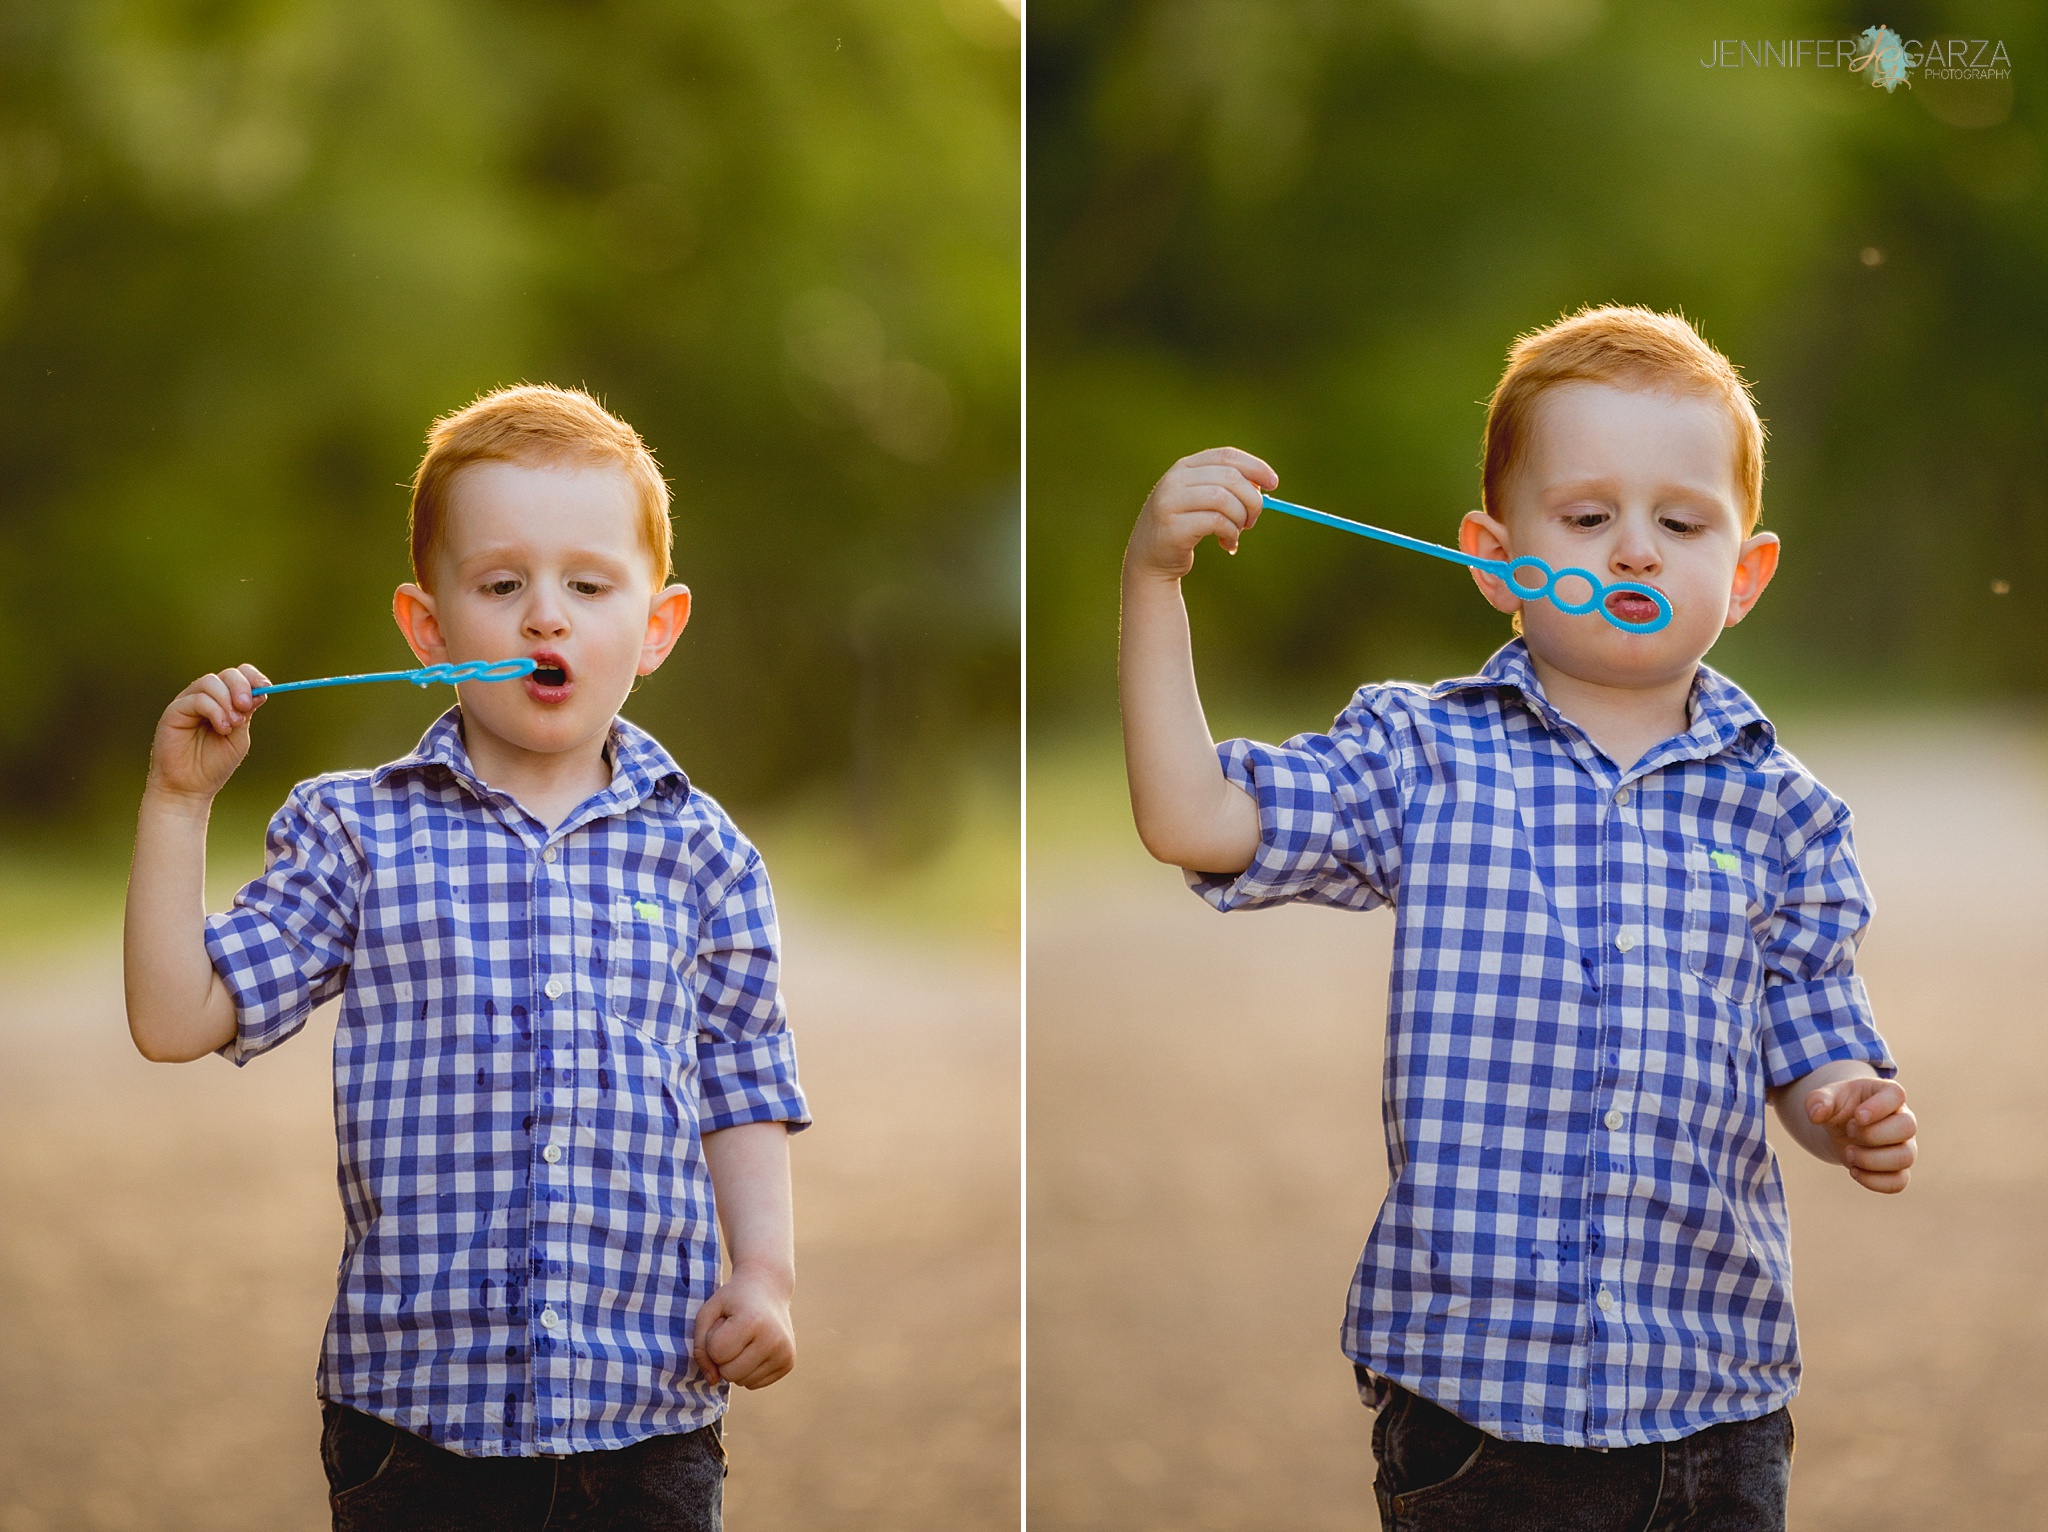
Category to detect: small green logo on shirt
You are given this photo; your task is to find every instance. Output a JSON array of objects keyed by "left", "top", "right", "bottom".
[
  {"left": 633, "top": 900, "right": 662, "bottom": 921},
  {"left": 1708, "top": 849, "right": 1740, "bottom": 873}
]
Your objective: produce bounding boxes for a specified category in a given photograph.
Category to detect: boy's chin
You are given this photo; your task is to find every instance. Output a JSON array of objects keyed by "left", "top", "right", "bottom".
[
  {"left": 459, "top": 693, "right": 622, "bottom": 754},
  {"left": 1521, "top": 621, "right": 1717, "bottom": 688}
]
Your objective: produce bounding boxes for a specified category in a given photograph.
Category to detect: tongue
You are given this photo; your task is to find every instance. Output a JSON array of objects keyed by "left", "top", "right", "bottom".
[{"left": 1607, "top": 594, "right": 1657, "bottom": 623}]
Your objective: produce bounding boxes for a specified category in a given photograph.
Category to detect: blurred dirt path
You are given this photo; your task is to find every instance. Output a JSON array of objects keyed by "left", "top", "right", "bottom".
[
  {"left": 0, "top": 909, "right": 1017, "bottom": 1532},
  {"left": 1028, "top": 716, "right": 2048, "bottom": 1530}
]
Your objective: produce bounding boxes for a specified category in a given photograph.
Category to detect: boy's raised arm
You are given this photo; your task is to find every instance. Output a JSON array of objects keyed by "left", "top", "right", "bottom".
[
  {"left": 123, "top": 665, "right": 269, "bottom": 1063},
  {"left": 1119, "top": 448, "right": 1273, "bottom": 874}
]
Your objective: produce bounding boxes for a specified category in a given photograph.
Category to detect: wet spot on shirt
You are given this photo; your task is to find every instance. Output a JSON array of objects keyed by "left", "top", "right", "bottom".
[
  {"left": 521, "top": 1115, "right": 534, "bottom": 1133},
  {"left": 476, "top": 1068, "right": 488, "bottom": 1089},
  {"left": 484, "top": 999, "right": 497, "bottom": 1022},
  {"left": 598, "top": 1067, "right": 612, "bottom": 1093}
]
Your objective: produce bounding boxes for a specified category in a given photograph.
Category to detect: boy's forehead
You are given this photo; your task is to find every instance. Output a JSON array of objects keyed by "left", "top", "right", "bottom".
[
  {"left": 439, "top": 457, "right": 647, "bottom": 560},
  {"left": 1521, "top": 382, "right": 1740, "bottom": 488}
]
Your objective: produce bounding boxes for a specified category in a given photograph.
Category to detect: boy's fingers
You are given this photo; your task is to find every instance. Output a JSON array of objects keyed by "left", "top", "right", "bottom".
[
  {"left": 718, "top": 1335, "right": 790, "bottom": 1389},
  {"left": 691, "top": 1294, "right": 731, "bottom": 1370},
  {"left": 1198, "top": 512, "right": 1245, "bottom": 554},
  {"left": 1845, "top": 1139, "right": 1916, "bottom": 1172},
  {"left": 1177, "top": 466, "right": 1269, "bottom": 524},
  {"left": 706, "top": 1313, "right": 754, "bottom": 1365},
  {"left": 1850, "top": 1165, "right": 1911, "bottom": 1194},
  {"left": 1851, "top": 1080, "right": 1906, "bottom": 1124},
  {"left": 1804, "top": 1084, "right": 1853, "bottom": 1126},
  {"left": 1180, "top": 446, "right": 1278, "bottom": 489},
  {"left": 1169, "top": 484, "right": 1253, "bottom": 529},
  {"left": 1849, "top": 1106, "right": 1916, "bottom": 1147}
]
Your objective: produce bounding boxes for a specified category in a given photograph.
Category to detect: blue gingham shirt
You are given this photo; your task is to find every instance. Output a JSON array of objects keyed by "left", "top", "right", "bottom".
[
  {"left": 1191, "top": 641, "right": 1892, "bottom": 1448},
  {"left": 205, "top": 709, "right": 808, "bottom": 1458}
]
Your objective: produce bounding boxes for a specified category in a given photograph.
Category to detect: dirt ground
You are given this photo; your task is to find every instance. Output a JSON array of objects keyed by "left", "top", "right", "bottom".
[
  {"left": 1029, "top": 715, "right": 2048, "bottom": 1530},
  {"left": 0, "top": 908, "right": 1018, "bottom": 1531}
]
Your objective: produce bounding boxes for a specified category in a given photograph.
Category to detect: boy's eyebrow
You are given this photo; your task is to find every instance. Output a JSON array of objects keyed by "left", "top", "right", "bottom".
[
  {"left": 1539, "top": 476, "right": 1736, "bottom": 508},
  {"left": 452, "top": 543, "right": 639, "bottom": 574}
]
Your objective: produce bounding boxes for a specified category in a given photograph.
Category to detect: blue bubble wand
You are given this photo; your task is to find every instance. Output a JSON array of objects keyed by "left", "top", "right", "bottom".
[
  {"left": 251, "top": 657, "right": 540, "bottom": 696},
  {"left": 1259, "top": 494, "right": 1673, "bottom": 634}
]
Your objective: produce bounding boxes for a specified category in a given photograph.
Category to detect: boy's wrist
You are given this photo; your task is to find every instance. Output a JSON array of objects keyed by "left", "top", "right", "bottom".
[
  {"left": 727, "top": 1257, "right": 796, "bottom": 1302},
  {"left": 139, "top": 780, "right": 217, "bottom": 822}
]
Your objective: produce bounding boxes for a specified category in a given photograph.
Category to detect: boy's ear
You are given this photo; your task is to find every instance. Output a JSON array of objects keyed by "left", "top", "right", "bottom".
[
  {"left": 1725, "top": 532, "right": 1780, "bottom": 628},
  {"left": 1459, "top": 511, "right": 1522, "bottom": 617},
  {"left": 392, "top": 584, "right": 446, "bottom": 665},
  {"left": 637, "top": 585, "right": 692, "bottom": 676}
]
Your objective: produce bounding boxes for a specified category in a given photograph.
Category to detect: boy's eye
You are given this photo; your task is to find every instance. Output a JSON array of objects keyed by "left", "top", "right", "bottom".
[
  {"left": 1565, "top": 511, "right": 1608, "bottom": 529},
  {"left": 1660, "top": 517, "right": 1704, "bottom": 536},
  {"left": 570, "top": 580, "right": 610, "bottom": 597},
  {"left": 483, "top": 579, "right": 520, "bottom": 596}
]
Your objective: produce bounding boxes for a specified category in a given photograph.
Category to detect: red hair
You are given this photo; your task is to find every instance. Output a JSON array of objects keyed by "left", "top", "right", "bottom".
[
  {"left": 1482, "top": 305, "right": 1765, "bottom": 531},
  {"left": 408, "top": 384, "right": 672, "bottom": 587}
]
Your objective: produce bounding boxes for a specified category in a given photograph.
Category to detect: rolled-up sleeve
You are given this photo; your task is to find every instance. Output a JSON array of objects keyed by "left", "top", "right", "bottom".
[
  {"left": 1187, "top": 690, "right": 1411, "bottom": 913},
  {"left": 202, "top": 783, "right": 364, "bottom": 1066},
  {"left": 692, "top": 848, "right": 810, "bottom": 1133},
  {"left": 1758, "top": 801, "right": 1895, "bottom": 1089}
]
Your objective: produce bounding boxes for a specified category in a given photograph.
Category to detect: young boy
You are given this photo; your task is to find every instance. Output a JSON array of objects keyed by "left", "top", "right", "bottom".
[
  {"left": 1119, "top": 307, "right": 1916, "bottom": 1530},
  {"left": 124, "top": 385, "right": 807, "bottom": 1531}
]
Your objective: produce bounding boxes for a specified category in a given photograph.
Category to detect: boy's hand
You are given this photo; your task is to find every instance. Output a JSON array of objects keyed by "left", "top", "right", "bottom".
[
  {"left": 1805, "top": 1076, "right": 1917, "bottom": 1193},
  {"left": 1125, "top": 447, "right": 1278, "bottom": 582},
  {"left": 147, "top": 666, "right": 270, "bottom": 803},
  {"left": 692, "top": 1266, "right": 795, "bottom": 1389}
]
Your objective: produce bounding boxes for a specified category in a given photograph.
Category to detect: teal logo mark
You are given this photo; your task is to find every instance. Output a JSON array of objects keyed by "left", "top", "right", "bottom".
[{"left": 1851, "top": 25, "right": 1914, "bottom": 91}]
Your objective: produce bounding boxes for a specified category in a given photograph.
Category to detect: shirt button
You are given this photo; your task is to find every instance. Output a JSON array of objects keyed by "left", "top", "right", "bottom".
[
  {"left": 541, "top": 1308, "right": 560, "bottom": 1329},
  {"left": 1596, "top": 1288, "right": 1615, "bottom": 1313},
  {"left": 1605, "top": 1108, "right": 1625, "bottom": 1131},
  {"left": 543, "top": 846, "right": 558, "bottom": 864},
  {"left": 1614, "top": 786, "right": 1631, "bottom": 806},
  {"left": 542, "top": 1144, "right": 561, "bottom": 1164},
  {"left": 1614, "top": 929, "right": 1635, "bottom": 953},
  {"left": 544, "top": 977, "right": 565, "bottom": 1000}
]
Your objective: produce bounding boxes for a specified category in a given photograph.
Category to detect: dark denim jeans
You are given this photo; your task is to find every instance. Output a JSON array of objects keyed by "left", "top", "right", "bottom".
[
  {"left": 320, "top": 1403, "right": 725, "bottom": 1532},
  {"left": 1364, "top": 1373, "right": 1792, "bottom": 1532}
]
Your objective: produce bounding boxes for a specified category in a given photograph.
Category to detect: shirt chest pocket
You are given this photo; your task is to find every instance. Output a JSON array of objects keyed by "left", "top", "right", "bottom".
[
  {"left": 1683, "top": 845, "right": 1764, "bottom": 1008},
  {"left": 604, "top": 895, "right": 690, "bottom": 1048}
]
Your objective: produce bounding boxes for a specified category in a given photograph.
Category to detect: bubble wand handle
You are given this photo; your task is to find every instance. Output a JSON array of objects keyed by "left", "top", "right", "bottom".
[
  {"left": 1257, "top": 494, "right": 1672, "bottom": 634},
  {"left": 250, "top": 658, "right": 540, "bottom": 696}
]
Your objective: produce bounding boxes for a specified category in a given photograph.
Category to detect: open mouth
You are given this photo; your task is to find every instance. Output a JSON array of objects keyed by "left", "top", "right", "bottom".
[
  {"left": 1604, "top": 590, "right": 1663, "bottom": 626},
  {"left": 526, "top": 652, "right": 572, "bottom": 691}
]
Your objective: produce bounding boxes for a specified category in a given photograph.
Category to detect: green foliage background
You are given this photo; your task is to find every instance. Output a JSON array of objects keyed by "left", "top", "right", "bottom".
[
  {"left": 1, "top": 0, "right": 1018, "bottom": 858},
  {"left": 1029, "top": 0, "right": 2048, "bottom": 725}
]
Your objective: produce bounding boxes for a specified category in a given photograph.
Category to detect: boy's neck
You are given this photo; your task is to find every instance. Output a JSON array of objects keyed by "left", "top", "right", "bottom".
[
  {"left": 1523, "top": 648, "right": 1697, "bottom": 774},
  {"left": 458, "top": 716, "right": 616, "bottom": 833}
]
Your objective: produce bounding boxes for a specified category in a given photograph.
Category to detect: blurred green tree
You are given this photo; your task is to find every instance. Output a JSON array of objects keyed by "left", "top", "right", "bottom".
[
  {"left": 1029, "top": 0, "right": 2048, "bottom": 724},
  {"left": 0, "top": 0, "right": 1018, "bottom": 859}
]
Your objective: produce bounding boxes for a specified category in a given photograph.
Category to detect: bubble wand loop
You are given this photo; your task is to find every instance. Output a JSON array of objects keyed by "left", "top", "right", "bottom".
[
  {"left": 1258, "top": 494, "right": 1673, "bottom": 635},
  {"left": 250, "top": 658, "right": 539, "bottom": 696}
]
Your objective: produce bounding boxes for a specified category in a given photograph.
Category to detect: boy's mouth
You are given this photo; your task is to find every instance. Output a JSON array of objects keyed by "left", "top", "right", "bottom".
[
  {"left": 1604, "top": 590, "right": 1663, "bottom": 627},
  {"left": 525, "top": 652, "right": 572, "bottom": 699}
]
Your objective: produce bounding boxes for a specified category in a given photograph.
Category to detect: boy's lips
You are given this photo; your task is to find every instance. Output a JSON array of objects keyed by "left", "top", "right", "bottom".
[
  {"left": 524, "top": 652, "right": 572, "bottom": 701},
  {"left": 1604, "top": 590, "right": 1664, "bottom": 626}
]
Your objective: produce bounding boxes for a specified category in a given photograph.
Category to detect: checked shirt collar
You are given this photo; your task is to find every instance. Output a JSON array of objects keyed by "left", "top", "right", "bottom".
[
  {"left": 372, "top": 707, "right": 686, "bottom": 842},
  {"left": 1435, "top": 638, "right": 1777, "bottom": 781}
]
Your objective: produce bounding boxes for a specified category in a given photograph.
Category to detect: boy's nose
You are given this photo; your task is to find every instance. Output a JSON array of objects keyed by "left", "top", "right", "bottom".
[
  {"left": 522, "top": 602, "right": 570, "bottom": 637},
  {"left": 1610, "top": 529, "right": 1661, "bottom": 577}
]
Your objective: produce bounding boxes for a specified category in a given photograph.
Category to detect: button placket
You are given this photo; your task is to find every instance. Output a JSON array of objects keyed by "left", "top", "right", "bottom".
[{"left": 533, "top": 846, "right": 580, "bottom": 1452}]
